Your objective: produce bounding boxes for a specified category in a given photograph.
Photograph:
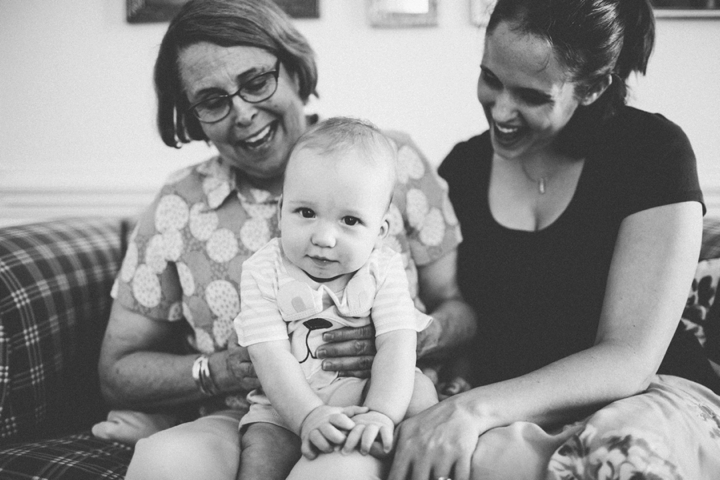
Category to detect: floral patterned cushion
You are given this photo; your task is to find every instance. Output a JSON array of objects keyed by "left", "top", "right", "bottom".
[{"left": 682, "top": 217, "right": 720, "bottom": 373}]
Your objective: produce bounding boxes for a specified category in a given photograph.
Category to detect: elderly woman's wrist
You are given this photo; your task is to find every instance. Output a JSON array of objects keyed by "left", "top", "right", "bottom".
[{"left": 192, "top": 354, "right": 221, "bottom": 396}]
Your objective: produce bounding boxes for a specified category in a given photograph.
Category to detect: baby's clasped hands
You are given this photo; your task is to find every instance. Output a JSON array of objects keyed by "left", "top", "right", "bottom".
[
  {"left": 299, "top": 405, "right": 368, "bottom": 459},
  {"left": 341, "top": 410, "right": 395, "bottom": 457}
]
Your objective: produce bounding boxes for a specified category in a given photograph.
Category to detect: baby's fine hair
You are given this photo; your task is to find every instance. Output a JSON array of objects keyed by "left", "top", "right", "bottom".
[{"left": 291, "top": 117, "right": 398, "bottom": 185}]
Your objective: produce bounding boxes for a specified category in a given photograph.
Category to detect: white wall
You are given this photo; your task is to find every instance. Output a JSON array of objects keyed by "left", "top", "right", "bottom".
[{"left": 1, "top": 0, "right": 719, "bottom": 223}]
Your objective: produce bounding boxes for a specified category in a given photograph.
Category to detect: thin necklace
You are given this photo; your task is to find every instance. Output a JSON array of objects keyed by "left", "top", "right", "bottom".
[{"left": 520, "top": 161, "right": 548, "bottom": 194}]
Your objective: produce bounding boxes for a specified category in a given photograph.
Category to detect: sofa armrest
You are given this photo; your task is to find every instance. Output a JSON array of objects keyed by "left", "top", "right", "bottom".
[{"left": 0, "top": 218, "right": 126, "bottom": 443}]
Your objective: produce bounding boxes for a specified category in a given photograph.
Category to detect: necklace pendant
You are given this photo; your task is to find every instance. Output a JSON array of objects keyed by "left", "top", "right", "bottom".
[{"left": 538, "top": 177, "right": 546, "bottom": 194}]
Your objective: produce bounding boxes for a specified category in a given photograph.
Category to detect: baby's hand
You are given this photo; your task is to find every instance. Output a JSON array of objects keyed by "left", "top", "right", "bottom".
[
  {"left": 300, "top": 405, "right": 368, "bottom": 460},
  {"left": 341, "top": 410, "right": 395, "bottom": 457}
]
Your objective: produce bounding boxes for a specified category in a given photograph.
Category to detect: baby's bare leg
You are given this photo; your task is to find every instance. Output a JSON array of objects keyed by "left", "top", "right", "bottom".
[
  {"left": 238, "top": 423, "right": 301, "bottom": 480},
  {"left": 406, "top": 371, "right": 439, "bottom": 418}
]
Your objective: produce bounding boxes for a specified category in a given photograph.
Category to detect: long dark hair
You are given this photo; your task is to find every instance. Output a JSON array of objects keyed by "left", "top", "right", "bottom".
[
  {"left": 487, "top": 0, "right": 655, "bottom": 155},
  {"left": 154, "top": 0, "right": 317, "bottom": 147}
]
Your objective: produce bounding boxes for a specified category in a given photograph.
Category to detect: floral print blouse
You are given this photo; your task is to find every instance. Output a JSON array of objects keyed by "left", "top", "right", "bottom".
[{"left": 112, "top": 132, "right": 461, "bottom": 363}]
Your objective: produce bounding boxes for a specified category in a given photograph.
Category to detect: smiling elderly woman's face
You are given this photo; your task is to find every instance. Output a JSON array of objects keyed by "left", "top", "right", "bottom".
[{"left": 179, "top": 42, "right": 307, "bottom": 187}]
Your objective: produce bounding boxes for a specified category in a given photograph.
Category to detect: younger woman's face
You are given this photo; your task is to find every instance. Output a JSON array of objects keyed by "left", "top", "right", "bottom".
[{"left": 477, "top": 20, "right": 584, "bottom": 160}]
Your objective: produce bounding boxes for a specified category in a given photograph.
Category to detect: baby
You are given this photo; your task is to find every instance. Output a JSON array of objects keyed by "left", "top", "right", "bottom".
[{"left": 233, "top": 117, "right": 438, "bottom": 479}]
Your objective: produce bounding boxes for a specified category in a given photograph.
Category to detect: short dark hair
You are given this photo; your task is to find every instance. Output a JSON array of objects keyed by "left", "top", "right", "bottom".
[
  {"left": 487, "top": 0, "right": 655, "bottom": 154},
  {"left": 154, "top": 0, "right": 317, "bottom": 147}
]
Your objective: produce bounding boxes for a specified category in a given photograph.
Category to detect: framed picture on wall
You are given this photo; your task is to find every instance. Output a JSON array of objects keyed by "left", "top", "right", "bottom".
[
  {"left": 469, "top": 0, "right": 496, "bottom": 26},
  {"left": 368, "top": 0, "right": 439, "bottom": 27},
  {"left": 650, "top": 0, "right": 720, "bottom": 17},
  {"left": 127, "top": 0, "right": 320, "bottom": 23}
]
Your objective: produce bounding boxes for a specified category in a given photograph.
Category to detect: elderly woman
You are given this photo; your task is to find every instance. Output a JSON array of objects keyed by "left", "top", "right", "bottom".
[
  {"left": 93, "top": 1, "right": 475, "bottom": 479},
  {"left": 387, "top": 0, "right": 720, "bottom": 479}
]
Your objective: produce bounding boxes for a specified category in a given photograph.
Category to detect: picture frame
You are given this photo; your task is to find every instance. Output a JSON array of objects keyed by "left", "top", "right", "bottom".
[
  {"left": 127, "top": 0, "right": 320, "bottom": 23},
  {"left": 650, "top": 0, "right": 720, "bottom": 18},
  {"left": 469, "top": 0, "right": 496, "bottom": 27},
  {"left": 368, "top": 0, "right": 439, "bottom": 28}
]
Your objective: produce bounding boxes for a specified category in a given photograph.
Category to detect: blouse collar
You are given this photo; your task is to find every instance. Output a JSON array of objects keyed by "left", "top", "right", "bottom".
[{"left": 196, "top": 156, "right": 280, "bottom": 209}]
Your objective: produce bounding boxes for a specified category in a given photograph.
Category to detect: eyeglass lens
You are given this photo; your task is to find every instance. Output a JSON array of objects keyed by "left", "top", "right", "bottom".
[{"left": 191, "top": 62, "right": 279, "bottom": 123}]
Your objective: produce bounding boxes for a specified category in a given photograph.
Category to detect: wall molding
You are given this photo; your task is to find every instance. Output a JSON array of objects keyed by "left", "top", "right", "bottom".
[
  {"left": 0, "top": 188, "right": 156, "bottom": 227},
  {"left": 704, "top": 186, "right": 720, "bottom": 218}
]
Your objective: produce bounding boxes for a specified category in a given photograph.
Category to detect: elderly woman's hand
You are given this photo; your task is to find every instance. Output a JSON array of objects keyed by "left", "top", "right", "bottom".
[
  {"left": 316, "top": 325, "right": 376, "bottom": 378},
  {"left": 388, "top": 394, "right": 484, "bottom": 480}
]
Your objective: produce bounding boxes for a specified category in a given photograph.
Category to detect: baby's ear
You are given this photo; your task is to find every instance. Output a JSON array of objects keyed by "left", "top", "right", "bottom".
[{"left": 376, "top": 216, "right": 390, "bottom": 248}]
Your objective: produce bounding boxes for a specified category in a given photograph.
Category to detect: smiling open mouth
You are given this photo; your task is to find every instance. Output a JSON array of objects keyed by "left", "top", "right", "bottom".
[
  {"left": 240, "top": 121, "right": 276, "bottom": 149},
  {"left": 493, "top": 122, "right": 524, "bottom": 144}
]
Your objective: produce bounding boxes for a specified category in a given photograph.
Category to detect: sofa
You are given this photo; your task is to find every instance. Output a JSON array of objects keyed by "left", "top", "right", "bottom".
[{"left": 1, "top": 215, "right": 720, "bottom": 479}]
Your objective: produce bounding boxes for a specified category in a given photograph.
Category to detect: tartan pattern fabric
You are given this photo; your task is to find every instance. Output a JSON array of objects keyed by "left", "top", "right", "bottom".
[
  {"left": 0, "top": 215, "right": 718, "bottom": 478},
  {"left": 0, "top": 431, "right": 132, "bottom": 480},
  {"left": 0, "top": 218, "right": 122, "bottom": 443}
]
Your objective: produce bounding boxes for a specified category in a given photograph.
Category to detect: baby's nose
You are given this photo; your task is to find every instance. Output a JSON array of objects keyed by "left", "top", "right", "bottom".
[{"left": 311, "top": 224, "right": 336, "bottom": 248}]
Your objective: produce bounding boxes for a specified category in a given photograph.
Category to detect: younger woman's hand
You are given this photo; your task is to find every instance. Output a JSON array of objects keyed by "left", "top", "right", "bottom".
[
  {"left": 300, "top": 405, "right": 368, "bottom": 459},
  {"left": 341, "top": 410, "right": 395, "bottom": 457},
  {"left": 317, "top": 325, "right": 376, "bottom": 378},
  {"left": 388, "top": 395, "right": 484, "bottom": 480}
]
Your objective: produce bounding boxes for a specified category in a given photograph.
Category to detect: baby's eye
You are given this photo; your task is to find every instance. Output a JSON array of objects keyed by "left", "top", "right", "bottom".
[
  {"left": 298, "top": 208, "right": 314, "bottom": 218},
  {"left": 342, "top": 216, "right": 361, "bottom": 226}
]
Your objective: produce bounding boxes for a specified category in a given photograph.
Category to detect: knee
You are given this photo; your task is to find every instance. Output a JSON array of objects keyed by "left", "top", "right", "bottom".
[
  {"left": 287, "top": 451, "right": 388, "bottom": 480},
  {"left": 406, "top": 372, "right": 439, "bottom": 417},
  {"left": 127, "top": 424, "right": 238, "bottom": 480},
  {"left": 242, "top": 423, "right": 300, "bottom": 457}
]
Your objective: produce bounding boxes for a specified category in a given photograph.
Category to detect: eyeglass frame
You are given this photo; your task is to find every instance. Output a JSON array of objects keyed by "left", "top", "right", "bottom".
[{"left": 187, "top": 58, "right": 282, "bottom": 124}]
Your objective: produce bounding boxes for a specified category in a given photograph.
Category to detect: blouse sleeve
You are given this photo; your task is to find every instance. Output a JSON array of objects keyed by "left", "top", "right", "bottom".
[
  {"left": 233, "top": 241, "right": 289, "bottom": 347},
  {"left": 112, "top": 184, "right": 184, "bottom": 322},
  {"left": 370, "top": 249, "right": 433, "bottom": 336},
  {"left": 615, "top": 112, "right": 705, "bottom": 219},
  {"left": 384, "top": 130, "right": 463, "bottom": 267},
  {"left": 235, "top": 260, "right": 289, "bottom": 347}
]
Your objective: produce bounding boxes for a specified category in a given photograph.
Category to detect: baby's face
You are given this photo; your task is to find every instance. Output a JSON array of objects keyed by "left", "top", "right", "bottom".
[{"left": 280, "top": 147, "right": 392, "bottom": 281}]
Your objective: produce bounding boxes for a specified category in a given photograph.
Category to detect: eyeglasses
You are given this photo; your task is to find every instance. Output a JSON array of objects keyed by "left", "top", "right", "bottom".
[{"left": 187, "top": 58, "right": 281, "bottom": 124}]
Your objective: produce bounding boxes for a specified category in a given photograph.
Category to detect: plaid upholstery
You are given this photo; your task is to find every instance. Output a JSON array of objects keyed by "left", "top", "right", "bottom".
[
  {"left": 0, "top": 431, "right": 131, "bottom": 480},
  {"left": 0, "top": 215, "right": 718, "bottom": 478},
  {"left": 0, "top": 218, "right": 127, "bottom": 443}
]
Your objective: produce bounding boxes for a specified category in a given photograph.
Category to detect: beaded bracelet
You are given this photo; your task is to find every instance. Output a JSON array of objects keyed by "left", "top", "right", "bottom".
[{"left": 192, "top": 354, "right": 219, "bottom": 396}]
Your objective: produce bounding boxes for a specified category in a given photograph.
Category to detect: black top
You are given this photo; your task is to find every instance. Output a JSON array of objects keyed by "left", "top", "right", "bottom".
[{"left": 438, "top": 106, "right": 717, "bottom": 390}]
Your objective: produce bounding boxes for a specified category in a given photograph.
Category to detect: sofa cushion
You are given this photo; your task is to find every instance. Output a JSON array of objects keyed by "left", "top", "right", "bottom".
[
  {"left": 0, "top": 218, "right": 124, "bottom": 443},
  {"left": 682, "top": 217, "right": 720, "bottom": 374},
  {"left": 682, "top": 258, "right": 720, "bottom": 345},
  {"left": 0, "top": 431, "right": 131, "bottom": 479}
]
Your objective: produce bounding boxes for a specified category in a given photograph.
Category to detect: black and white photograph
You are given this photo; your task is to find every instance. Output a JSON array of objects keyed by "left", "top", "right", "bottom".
[
  {"left": 651, "top": 0, "right": 720, "bottom": 16},
  {"left": 1, "top": 1, "right": 720, "bottom": 479}
]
